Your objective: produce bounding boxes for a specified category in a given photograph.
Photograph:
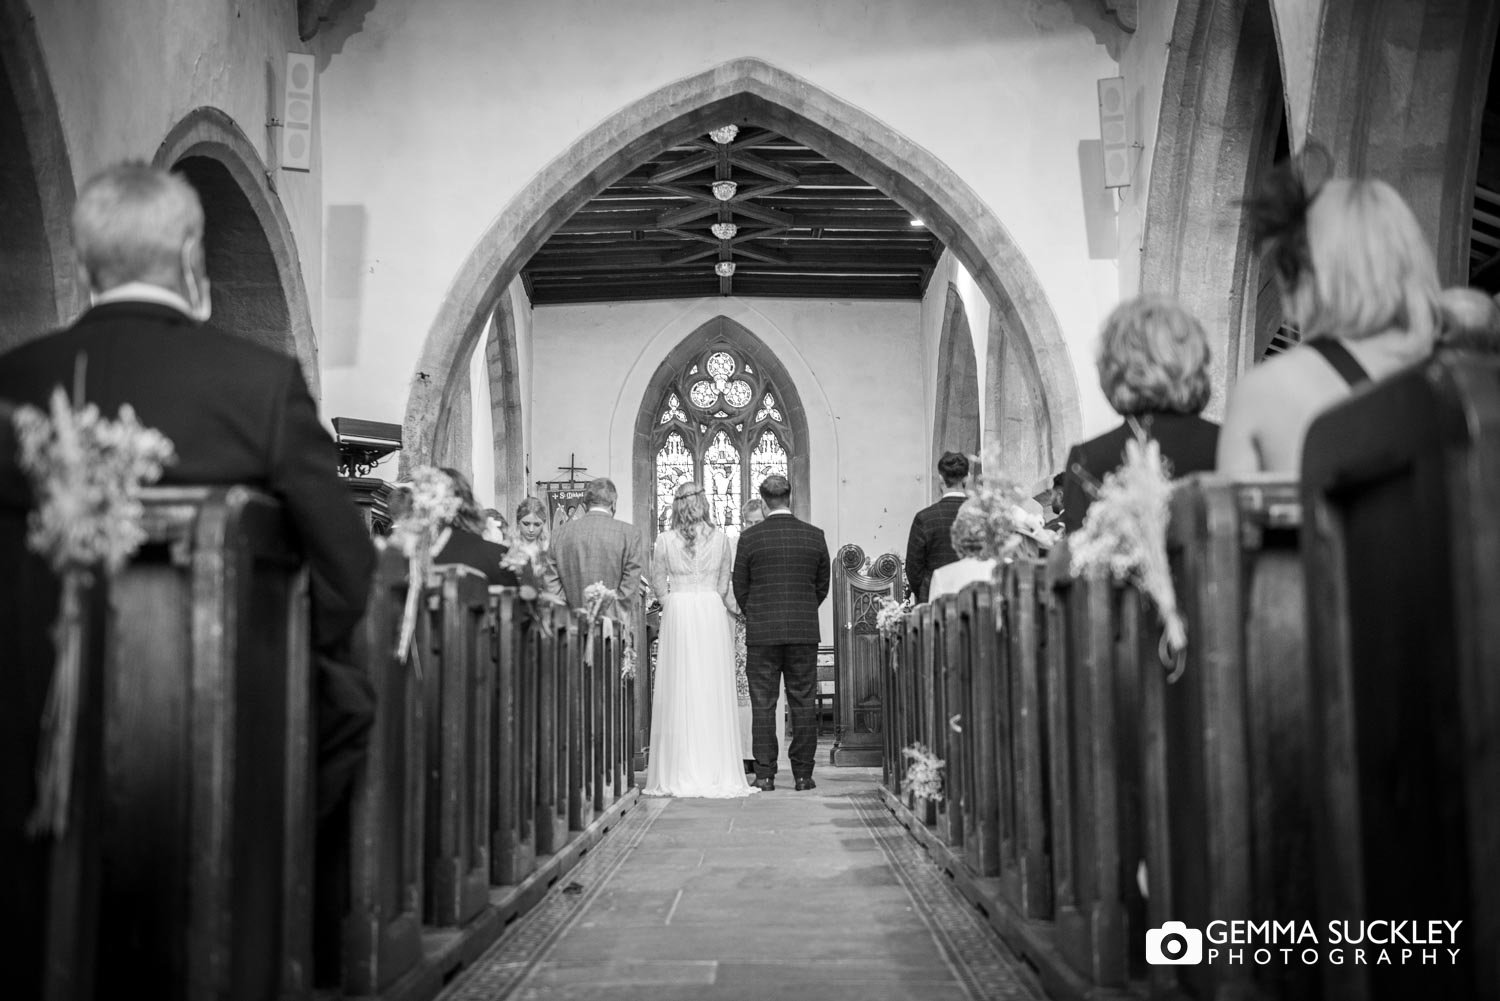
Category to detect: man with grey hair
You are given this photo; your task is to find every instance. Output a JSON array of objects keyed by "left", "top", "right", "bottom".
[
  {"left": 544, "top": 476, "right": 647, "bottom": 612},
  {"left": 0, "top": 161, "right": 375, "bottom": 989}
]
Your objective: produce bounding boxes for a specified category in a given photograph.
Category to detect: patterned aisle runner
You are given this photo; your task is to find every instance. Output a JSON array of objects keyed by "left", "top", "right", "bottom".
[{"left": 443, "top": 772, "right": 1044, "bottom": 1001}]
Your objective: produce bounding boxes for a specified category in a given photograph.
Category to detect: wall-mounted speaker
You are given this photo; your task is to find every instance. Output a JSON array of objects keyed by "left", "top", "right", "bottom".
[
  {"left": 1098, "top": 76, "right": 1131, "bottom": 189},
  {"left": 281, "top": 53, "right": 315, "bottom": 172}
]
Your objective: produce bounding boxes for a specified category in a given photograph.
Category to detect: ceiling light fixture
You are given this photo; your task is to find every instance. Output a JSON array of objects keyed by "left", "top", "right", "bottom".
[
  {"left": 711, "top": 222, "right": 738, "bottom": 240},
  {"left": 715, "top": 261, "right": 736, "bottom": 277},
  {"left": 709, "top": 125, "right": 740, "bottom": 145},
  {"left": 910, "top": 219, "right": 925, "bottom": 227},
  {"left": 712, "top": 180, "right": 738, "bottom": 202}
]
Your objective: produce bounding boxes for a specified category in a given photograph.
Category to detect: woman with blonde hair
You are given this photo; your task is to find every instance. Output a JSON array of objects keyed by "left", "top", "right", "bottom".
[
  {"left": 1217, "top": 161, "right": 1441, "bottom": 474},
  {"left": 642, "top": 482, "right": 757, "bottom": 798},
  {"left": 1059, "top": 294, "right": 1220, "bottom": 532}
]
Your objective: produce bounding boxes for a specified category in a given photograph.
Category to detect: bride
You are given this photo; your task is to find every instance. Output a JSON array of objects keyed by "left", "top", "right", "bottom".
[{"left": 643, "top": 483, "right": 758, "bottom": 798}]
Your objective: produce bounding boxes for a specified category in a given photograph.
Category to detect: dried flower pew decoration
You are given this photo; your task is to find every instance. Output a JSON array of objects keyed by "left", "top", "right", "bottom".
[
  {"left": 1068, "top": 432, "right": 1187, "bottom": 679},
  {"left": 386, "top": 466, "right": 461, "bottom": 666},
  {"left": 902, "top": 742, "right": 946, "bottom": 803},
  {"left": 875, "top": 595, "right": 910, "bottom": 640},
  {"left": 966, "top": 452, "right": 1060, "bottom": 564},
  {"left": 13, "top": 376, "right": 175, "bottom": 836},
  {"left": 581, "top": 581, "right": 619, "bottom": 666}
]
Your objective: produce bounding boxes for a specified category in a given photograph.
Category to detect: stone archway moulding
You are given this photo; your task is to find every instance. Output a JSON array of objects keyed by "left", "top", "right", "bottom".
[
  {"left": 154, "top": 106, "right": 320, "bottom": 395},
  {"left": 0, "top": 0, "right": 80, "bottom": 346},
  {"left": 932, "top": 283, "right": 981, "bottom": 466},
  {"left": 1140, "top": 0, "right": 1287, "bottom": 400},
  {"left": 1306, "top": 0, "right": 1500, "bottom": 286},
  {"left": 404, "top": 56, "right": 1078, "bottom": 483}
]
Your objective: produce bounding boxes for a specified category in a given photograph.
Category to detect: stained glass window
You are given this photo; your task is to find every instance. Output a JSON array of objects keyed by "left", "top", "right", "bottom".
[
  {"left": 645, "top": 344, "right": 799, "bottom": 539},
  {"left": 749, "top": 430, "right": 789, "bottom": 496},
  {"left": 655, "top": 432, "right": 694, "bottom": 532}
]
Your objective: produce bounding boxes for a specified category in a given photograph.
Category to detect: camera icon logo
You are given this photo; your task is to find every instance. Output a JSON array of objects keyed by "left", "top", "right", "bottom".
[{"left": 1146, "top": 921, "right": 1204, "bottom": 965}]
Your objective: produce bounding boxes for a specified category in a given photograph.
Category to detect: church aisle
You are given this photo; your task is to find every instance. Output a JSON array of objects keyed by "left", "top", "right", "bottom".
[{"left": 442, "top": 751, "right": 1045, "bottom": 1001}]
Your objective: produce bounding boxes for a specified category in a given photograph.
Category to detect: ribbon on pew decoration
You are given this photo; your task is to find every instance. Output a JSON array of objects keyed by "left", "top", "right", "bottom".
[
  {"left": 387, "top": 467, "right": 462, "bottom": 667},
  {"left": 12, "top": 359, "right": 175, "bottom": 837},
  {"left": 1069, "top": 431, "right": 1188, "bottom": 679}
]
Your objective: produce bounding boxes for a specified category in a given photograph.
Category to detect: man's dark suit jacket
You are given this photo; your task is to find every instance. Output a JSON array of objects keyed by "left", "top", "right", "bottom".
[
  {"left": 731, "top": 512, "right": 831, "bottom": 646},
  {"left": 1060, "top": 412, "right": 1221, "bottom": 533},
  {"left": 0, "top": 301, "right": 376, "bottom": 647},
  {"left": 435, "top": 528, "right": 520, "bottom": 586},
  {"left": 905, "top": 493, "right": 965, "bottom": 603}
]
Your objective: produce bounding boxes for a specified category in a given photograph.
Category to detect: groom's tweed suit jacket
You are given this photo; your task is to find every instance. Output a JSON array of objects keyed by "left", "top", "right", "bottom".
[{"left": 732, "top": 512, "right": 831, "bottom": 646}]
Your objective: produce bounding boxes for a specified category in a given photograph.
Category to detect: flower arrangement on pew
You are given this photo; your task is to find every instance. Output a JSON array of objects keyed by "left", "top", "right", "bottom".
[
  {"left": 386, "top": 466, "right": 461, "bottom": 665},
  {"left": 1068, "top": 433, "right": 1187, "bottom": 679},
  {"left": 12, "top": 375, "right": 175, "bottom": 836},
  {"left": 875, "top": 595, "right": 910, "bottom": 639},
  {"left": 902, "top": 742, "right": 946, "bottom": 803},
  {"left": 966, "top": 457, "right": 1060, "bottom": 565},
  {"left": 581, "top": 581, "right": 619, "bottom": 666},
  {"left": 500, "top": 540, "right": 565, "bottom": 607}
]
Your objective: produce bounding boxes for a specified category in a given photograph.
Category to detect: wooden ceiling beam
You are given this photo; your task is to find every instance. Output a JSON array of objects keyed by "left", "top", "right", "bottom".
[
  {"left": 726, "top": 150, "right": 800, "bottom": 185},
  {"left": 658, "top": 226, "right": 722, "bottom": 249},
  {"left": 728, "top": 128, "right": 777, "bottom": 150},
  {"left": 649, "top": 152, "right": 717, "bottom": 183},
  {"left": 661, "top": 244, "right": 722, "bottom": 266},
  {"left": 656, "top": 202, "right": 719, "bottom": 228},
  {"left": 724, "top": 200, "right": 794, "bottom": 228},
  {"left": 728, "top": 244, "right": 790, "bottom": 266}
]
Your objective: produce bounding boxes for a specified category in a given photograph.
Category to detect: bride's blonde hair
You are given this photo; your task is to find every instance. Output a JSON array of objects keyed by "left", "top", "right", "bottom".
[{"left": 671, "top": 482, "right": 715, "bottom": 555}]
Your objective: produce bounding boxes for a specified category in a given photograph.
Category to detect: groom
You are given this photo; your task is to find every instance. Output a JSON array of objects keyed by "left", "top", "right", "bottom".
[{"left": 731, "top": 474, "right": 831, "bottom": 791}]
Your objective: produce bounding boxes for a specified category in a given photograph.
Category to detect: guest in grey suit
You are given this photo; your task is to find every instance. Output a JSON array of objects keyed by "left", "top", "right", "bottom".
[{"left": 544, "top": 477, "right": 647, "bottom": 612}]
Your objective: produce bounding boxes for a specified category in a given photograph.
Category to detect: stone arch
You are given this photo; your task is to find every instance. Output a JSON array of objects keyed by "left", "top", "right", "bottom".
[
  {"left": 1306, "top": 0, "right": 1500, "bottom": 285},
  {"left": 1141, "top": 0, "right": 1289, "bottom": 402},
  {"left": 0, "top": 0, "right": 78, "bottom": 352},
  {"left": 154, "top": 107, "right": 319, "bottom": 393},
  {"left": 932, "top": 283, "right": 981, "bottom": 466},
  {"left": 403, "top": 57, "right": 1078, "bottom": 483},
  {"left": 632, "top": 315, "right": 811, "bottom": 533},
  {"left": 483, "top": 286, "right": 527, "bottom": 518}
]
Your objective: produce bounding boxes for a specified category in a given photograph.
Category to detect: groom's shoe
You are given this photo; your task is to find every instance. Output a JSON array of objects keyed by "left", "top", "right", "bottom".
[
  {"left": 794, "top": 777, "right": 817, "bottom": 792},
  {"left": 751, "top": 776, "right": 775, "bottom": 792}
]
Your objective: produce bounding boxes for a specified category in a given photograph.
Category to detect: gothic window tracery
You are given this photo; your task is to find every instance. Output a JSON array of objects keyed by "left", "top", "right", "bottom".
[{"left": 649, "top": 345, "right": 796, "bottom": 536}]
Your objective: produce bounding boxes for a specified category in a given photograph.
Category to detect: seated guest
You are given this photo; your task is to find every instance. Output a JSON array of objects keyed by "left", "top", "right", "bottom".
[
  {"left": 1061, "top": 295, "right": 1220, "bottom": 532},
  {"left": 0, "top": 161, "right": 376, "bottom": 990},
  {"left": 905, "top": 451, "right": 970, "bottom": 603},
  {"left": 1217, "top": 170, "right": 1440, "bottom": 474},
  {"left": 432, "top": 468, "right": 519, "bottom": 586},
  {"left": 1436, "top": 286, "right": 1500, "bottom": 355},
  {"left": 927, "top": 499, "right": 997, "bottom": 601},
  {"left": 482, "top": 507, "right": 509, "bottom": 544}
]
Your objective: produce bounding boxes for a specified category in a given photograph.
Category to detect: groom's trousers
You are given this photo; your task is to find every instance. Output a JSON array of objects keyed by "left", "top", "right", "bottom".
[{"left": 747, "top": 643, "right": 819, "bottom": 779}]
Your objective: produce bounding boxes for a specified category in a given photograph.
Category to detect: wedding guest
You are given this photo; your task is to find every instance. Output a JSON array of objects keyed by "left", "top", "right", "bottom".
[
  {"left": 482, "top": 507, "right": 509, "bottom": 544},
  {"left": 905, "top": 451, "right": 970, "bottom": 602},
  {"left": 544, "top": 477, "right": 646, "bottom": 612},
  {"left": 927, "top": 499, "right": 997, "bottom": 601},
  {"left": 512, "top": 495, "right": 552, "bottom": 553},
  {"left": 432, "top": 468, "right": 519, "bottom": 586},
  {"left": 1217, "top": 168, "right": 1440, "bottom": 474},
  {"left": 1436, "top": 286, "right": 1500, "bottom": 355},
  {"left": 1061, "top": 295, "right": 1219, "bottom": 532},
  {"left": 0, "top": 161, "right": 376, "bottom": 990}
]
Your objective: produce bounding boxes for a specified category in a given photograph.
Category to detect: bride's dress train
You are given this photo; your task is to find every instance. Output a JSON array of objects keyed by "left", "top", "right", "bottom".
[{"left": 643, "top": 528, "right": 757, "bottom": 799}]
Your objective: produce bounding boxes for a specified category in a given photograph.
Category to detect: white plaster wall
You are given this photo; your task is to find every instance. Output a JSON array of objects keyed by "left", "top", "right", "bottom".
[
  {"left": 469, "top": 314, "right": 494, "bottom": 509},
  {"left": 529, "top": 296, "right": 927, "bottom": 572},
  {"left": 316, "top": 0, "right": 1125, "bottom": 439},
  {"left": 30, "top": 0, "right": 324, "bottom": 346}
]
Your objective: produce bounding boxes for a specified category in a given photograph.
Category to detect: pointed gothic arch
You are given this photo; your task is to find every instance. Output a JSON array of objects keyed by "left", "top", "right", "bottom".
[
  {"left": 633, "top": 316, "right": 809, "bottom": 535},
  {"left": 932, "top": 283, "right": 980, "bottom": 466},
  {"left": 1142, "top": 0, "right": 1290, "bottom": 402},
  {"left": 402, "top": 57, "right": 1077, "bottom": 483},
  {"left": 0, "top": 0, "right": 78, "bottom": 352},
  {"left": 154, "top": 107, "right": 320, "bottom": 394}
]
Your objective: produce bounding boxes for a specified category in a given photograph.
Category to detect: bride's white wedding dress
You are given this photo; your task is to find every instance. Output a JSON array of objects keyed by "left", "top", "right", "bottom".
[{"left": 643, "top": 527, "right": 758, "bottom": 798}]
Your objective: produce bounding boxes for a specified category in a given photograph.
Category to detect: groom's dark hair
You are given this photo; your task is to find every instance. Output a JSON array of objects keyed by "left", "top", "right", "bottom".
[
  {"left": 937, "top": 451, "right": 971, "bottom": 488},
  {"left": 758, "top": 474, "right": 792, "bottom": 509}
]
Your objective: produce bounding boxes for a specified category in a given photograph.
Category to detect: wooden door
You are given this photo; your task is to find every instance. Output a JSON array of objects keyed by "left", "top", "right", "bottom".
[{"left": 830, "top": 544, "right": 903, "bottom": 766}]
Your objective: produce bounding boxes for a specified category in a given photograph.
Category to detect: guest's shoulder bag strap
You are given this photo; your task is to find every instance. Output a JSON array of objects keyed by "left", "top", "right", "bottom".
[{"left": 1306, "top": 337, "right": 1371, "bottom": 388}]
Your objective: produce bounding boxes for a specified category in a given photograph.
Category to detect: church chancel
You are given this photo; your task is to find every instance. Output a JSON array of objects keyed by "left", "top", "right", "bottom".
[{"left": 4, "top": 2, "right": 1500, "bottom": 1000}]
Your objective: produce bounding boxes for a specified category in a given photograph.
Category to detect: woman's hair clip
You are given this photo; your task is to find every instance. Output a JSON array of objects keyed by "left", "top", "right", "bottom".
[{"left": 1242, "top": 141, "right": 1334, "bottom": 288}]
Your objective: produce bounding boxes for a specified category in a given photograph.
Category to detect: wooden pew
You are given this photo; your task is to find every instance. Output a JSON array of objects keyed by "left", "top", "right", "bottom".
[
  {"left": 487, "top": 588, "right": 534, "bottom": 887},
  {"left": 1045, "top": 549, "right": 1136, "bottom": 989},
  {"left": 1146, "top": 475, "right": 1314, "bottom": 1001},
  {"left": 3, "top": 510, "right": 107, "bottom": 1001},
  {"left": 345, "top": 548, "right": 425, "bottom": 994},
  {"left": 419, "top": 565, "right": 492, "bottom": 928},
  {"left": 1301, "top": 355, "right": 1500, "bottom": 1001},
  {"left": 959, "top": 582, "right": 1001, "bottom": 880},
  {"left": 998, "top": 560, "right": 1052, "bottom": 920},
  {"left": 103, "top": 487, "right": 312, "bottom": 1001}
]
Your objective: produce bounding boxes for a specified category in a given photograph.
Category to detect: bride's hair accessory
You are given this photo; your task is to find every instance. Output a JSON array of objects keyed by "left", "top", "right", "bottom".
[{"left": 1242, "top": 141, "right": 1333, "bottom": 291}]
